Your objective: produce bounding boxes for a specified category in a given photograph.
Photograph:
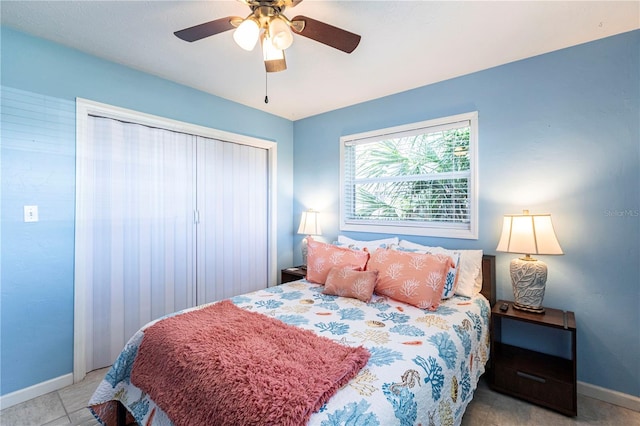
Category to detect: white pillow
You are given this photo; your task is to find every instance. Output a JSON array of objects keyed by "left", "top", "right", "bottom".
[
  {"left": 337, "top": 235, "right": 399, "bottom": 252},
  {"left": 398, "top": 240, "right": 483, "bottom": 297}
]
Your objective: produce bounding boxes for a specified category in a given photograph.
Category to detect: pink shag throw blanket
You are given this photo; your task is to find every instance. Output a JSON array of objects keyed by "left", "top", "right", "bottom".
[{"left": 130, "top": 300, "right": 370, "bottom": 426}]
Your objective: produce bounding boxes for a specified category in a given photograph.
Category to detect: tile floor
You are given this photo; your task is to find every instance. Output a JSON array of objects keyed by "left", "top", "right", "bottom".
[
  {"left": 0, "top": 368, "right": 109, "bottom": 426},
  {"left": 462, "top": 379, "right": 640, "bottom": 426},
  {"left": 1, "top": 371, "right": 638, "bottom": 426}
]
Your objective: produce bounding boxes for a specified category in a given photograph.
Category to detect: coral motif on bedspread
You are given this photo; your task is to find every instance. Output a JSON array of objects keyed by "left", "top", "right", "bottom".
[{"left": 89, "top": 280, "right": 490, "bottom": 426}]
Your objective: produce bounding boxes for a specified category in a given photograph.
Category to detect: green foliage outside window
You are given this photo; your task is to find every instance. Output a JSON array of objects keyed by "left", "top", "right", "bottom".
[{"left": 349, "top": 127, "right": 471, "bottom": 224}]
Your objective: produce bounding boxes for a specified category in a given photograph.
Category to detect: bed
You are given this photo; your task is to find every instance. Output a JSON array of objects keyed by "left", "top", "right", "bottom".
[{"left": 89, "top": 245, "right": 496, "bottom": 426}]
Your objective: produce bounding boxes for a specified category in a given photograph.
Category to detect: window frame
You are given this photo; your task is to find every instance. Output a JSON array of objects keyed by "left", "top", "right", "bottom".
[{"left": 339, "top": 111, "right": 478, "bottom": 239}]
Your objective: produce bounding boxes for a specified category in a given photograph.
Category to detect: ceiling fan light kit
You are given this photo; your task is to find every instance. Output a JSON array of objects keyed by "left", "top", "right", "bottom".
[
  {"left": 233, "top": 16, "right": 260, "bottom": 51},
  {"left": 262, "top": 33, "right": 287, "bottom": 73},
  {"left": 268, "top": 16, "right": 294, "bottom": 50},
  {"left": 174, "top": 0, "right": 361, "bottom": 73}
]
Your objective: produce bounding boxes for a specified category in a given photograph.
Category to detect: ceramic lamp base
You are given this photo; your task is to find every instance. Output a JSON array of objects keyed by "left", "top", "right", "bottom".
[
  {"left": 512, "top": 302, "right": 546, "bottom": 314},
  {"left": 510, "top": 257, "right": 548, "bottom": 314},
  {"left": 301, "top": 237, "right": 309, "bottom": 266}
]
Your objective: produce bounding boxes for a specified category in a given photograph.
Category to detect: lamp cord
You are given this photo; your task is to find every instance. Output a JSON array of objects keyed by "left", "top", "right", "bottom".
[{"left": 264, "top": 72, "right": 269, "bottom": 104}]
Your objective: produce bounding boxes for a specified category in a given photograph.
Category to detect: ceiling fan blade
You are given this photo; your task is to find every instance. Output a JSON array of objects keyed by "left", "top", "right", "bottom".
[
  {"left": 290, "top": 15, "right": 360, "bottom": 53},
  {"left": 174, "top": 17, "right": 239, "bottom": 42}
]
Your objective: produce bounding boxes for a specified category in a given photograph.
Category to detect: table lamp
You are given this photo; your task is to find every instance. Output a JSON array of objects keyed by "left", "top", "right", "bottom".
[
  {"left": 496, "top": 210, "right": 563, "bottom": 313},
  {"left": 297, "top": 209, "right": 321, "bottom": 267}
]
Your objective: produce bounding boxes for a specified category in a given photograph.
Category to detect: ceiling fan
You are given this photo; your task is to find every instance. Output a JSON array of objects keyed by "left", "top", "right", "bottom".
[{"left": 174, "top": 0, "right": 361, "bottom": 73}]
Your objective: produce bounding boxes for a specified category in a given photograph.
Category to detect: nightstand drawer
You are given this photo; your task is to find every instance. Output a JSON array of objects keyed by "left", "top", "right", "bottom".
[{"left": 494, "top": 363, "right": 575, "bottom": 415}]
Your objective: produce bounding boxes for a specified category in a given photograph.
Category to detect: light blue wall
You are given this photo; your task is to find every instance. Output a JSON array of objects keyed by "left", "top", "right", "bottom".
[
  {"left": 293, "top": 30, "right": 639, "bottom": 397},
  {"left": 1, "top": 87, "right": 77, "bottom": 396},
  {"left": 2, "top": 24, "right": 638, "bottom": 400},
  {"left": 0, "top": 27, "right": 294, "bottom": 395}
]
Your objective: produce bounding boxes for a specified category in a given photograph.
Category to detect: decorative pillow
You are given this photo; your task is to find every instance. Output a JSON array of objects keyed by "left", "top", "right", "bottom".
[
  {"left": 336, "top": 235, "right": 399, "bottom": 252},
  {"left": 437, "top": 251, "right": 461, "bottom": 299},
  {"left": 367, "top": 248, "right": 454, "bottom": 310},
  {"left": 323, "top": 267, "right": 378, "bottom": 302},
  {"left": 394, "top": 246, "right": 461, "bottom": 299},
  {"left": 306, "top": 237, "right": 370, "bottom": 285},
  {"left": 398, "top": 240, "right": 483, "bottom": 298}
]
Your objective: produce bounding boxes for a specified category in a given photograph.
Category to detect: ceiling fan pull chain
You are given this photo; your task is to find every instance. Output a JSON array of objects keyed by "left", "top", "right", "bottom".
[{"left": 264, "top": 72, "right": 269, "bottom": 104}]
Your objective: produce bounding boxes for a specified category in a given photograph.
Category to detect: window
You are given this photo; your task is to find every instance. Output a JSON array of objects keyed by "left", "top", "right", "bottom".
[{"left": 340, "top": 112, "right": 478, "bottom": 239}]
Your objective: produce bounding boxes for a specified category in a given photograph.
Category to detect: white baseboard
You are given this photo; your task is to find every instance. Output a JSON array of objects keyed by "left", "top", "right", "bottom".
[
  {"left": 0, "top": 373, "right": 73, "bottom": 410},
  {"left": 578, "top": 381, "right": 640, "bottom": 412}
]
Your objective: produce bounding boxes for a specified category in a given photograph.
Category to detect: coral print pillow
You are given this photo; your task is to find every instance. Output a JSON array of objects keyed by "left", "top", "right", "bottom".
[
  {"left": 368, "top": 248, "right": 454, "bottom": 310},
  {"left": 323, "top": 267, "right": 378, "bottom": 302},
  {"left": 306, "top": 237, "right": 370, "bottom": 284},
  {"left": 399, "top": 240, "right": 483, "bottom": 297},
  {"left": 394, "top": 246, "right": 461, "bottom": 299}
]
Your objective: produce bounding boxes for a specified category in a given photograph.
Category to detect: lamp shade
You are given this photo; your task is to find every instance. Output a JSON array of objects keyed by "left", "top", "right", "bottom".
[
  {"left": 269, "top": 17, "right": 293, "bottom": 50},
  {"left": 496, "top": 211, "right": 563, "bottom": 256},
  {"left": 297, "top": 210, "right": 321, "bottom": 236},
  {"left": 233, "top": 17, "right": 260, "bottom": 51},
  {"left": 262, "top": 34, "right": 287, "bottom": 73}
]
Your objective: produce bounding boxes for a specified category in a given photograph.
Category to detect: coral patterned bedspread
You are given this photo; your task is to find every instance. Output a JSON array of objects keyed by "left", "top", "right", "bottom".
[{"left": 89, "top": 279, "right": 490, "bottom": 426}]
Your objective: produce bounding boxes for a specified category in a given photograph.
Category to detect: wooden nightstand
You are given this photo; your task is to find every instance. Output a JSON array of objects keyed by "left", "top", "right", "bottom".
[
  {"left": 490, "top": 300, "right": 577, "bottom": 416},
  {"left": 281, "top": 266, "right": 307, "bottom": 283}
]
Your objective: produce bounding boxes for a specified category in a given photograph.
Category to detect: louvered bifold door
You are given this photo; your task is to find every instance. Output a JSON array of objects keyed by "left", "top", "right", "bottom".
[
  {"left": 77, "top": 116, "right": 197, "bottom": 371},
  {"left": 195, "top": 136, "right": 269, "bottom": 304}
]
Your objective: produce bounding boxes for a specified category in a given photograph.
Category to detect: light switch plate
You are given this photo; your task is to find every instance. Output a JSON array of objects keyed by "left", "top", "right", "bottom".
[{"left": 24, "top": 205, "right": 39, "bottom": 222}]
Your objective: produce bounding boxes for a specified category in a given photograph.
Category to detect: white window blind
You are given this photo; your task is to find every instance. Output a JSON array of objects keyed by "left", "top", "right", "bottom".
[{"left": 340, "top": 112, "right": 478, "bottom": 239}]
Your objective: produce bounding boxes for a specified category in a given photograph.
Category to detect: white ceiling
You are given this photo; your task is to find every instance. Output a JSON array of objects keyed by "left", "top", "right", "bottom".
[{"left": 2, "top": 1, "right": 638, "bottom": 120}]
